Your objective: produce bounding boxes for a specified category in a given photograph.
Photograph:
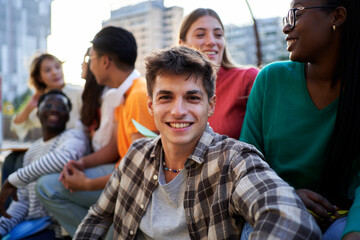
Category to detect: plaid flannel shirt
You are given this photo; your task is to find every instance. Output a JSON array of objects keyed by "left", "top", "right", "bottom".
[{"left": 74, "top": 126, "right": 321, "bottom": 239}]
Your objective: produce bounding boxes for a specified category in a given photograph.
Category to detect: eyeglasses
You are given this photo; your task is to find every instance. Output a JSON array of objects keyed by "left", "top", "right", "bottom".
[
  {"left": 84, "top": 55, "right": 99, "bottom": 64},
  {"left": 283, "top": 5, "right": 337, "bottom": 29},
  {"left": 84, "top": 55, "right": 90, "bottom": 63}
]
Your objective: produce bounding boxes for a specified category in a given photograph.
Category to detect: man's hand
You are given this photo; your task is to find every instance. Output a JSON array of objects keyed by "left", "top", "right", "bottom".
[
  {"left": 0, "top": 180, "right": 18, "bottom": 218},
  {"left": 296, "top": 189, "right": 337, "bottom": 230},
  {"left": 59, "top": 159, "right": 85, "bottom": 181},
  {"left": 60, "top": 162, "right": 89, "bottom": 192}
]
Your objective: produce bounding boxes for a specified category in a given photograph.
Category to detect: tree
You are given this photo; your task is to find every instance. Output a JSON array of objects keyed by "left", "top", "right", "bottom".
[{"left": 245, "top": 0, "right": 262, "bottom": 67}]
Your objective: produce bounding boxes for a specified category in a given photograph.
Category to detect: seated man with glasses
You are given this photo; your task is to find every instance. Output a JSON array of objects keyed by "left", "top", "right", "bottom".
[{"left": 0, "top": 90, "right": 91, "bottom": 239}]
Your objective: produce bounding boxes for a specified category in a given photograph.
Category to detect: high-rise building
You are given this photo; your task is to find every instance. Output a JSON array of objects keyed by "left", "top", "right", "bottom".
[
  {"left": 0, "top": 0, "right": 53, "bottom": 102},
  {"left": 225, "top": 17, "right": 288, "bottom": 67},
  {"left": 103, "top": 0, "right": 183, "bottom": 74}
]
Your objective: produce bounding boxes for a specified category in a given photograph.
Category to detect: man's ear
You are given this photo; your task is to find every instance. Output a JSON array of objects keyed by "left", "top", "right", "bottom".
[
  {"left": 333, "top": 6, "right": 347, "bottom": 28},
  {"left": 208, "top": 95, "right": 216, "bottom": 117},
  {"left": 103, "top": 55, "right": 111, "bottom": 70},
  {"left": 147, "top": 96, "right": 154, "bottom": 116}
]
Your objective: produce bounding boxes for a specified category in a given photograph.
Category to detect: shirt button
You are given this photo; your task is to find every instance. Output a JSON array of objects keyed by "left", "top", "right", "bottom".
[
  {"left": 140, "top": 204, "right": 144, "bottom": 209},
  {"left": 153, "top": 175, "right": 158, "bottom": 180},
  {"left": 130, "top": 230, "right": 134, "bottom": 235}
]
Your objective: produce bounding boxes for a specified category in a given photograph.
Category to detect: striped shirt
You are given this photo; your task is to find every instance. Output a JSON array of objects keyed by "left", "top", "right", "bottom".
[
  {"left": 8, "top": 128, "right": 91, "bottom": 188},
  {"left": 74, "top": 126, "right": 321, "bottom": 239},
  {"left": 0, "top": 128, "right": 90, "bottom": 236}
]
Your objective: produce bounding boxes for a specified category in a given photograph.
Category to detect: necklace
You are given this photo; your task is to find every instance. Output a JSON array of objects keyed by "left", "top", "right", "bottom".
[{"left": 162, "top": 161, "right": 182, "bottom": 173}]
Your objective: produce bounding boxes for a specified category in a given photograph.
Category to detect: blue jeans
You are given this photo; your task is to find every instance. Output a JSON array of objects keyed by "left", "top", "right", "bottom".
[
  {"left": 241, "top": 217, "right": 347, "bottom": 240},
  {"left": 323, "top": 217, "right": 347, "bottom": 240},
  {"left": 240, "top": 221, "right": 252, "bottom": 240},
  {"left": 36, "top": 164, "right": 115, "bottom": 238}
]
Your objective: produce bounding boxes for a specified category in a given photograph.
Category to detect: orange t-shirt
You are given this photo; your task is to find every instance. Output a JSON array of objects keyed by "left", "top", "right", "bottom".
[{"left": 114, "top": 78, "right": 157, "bottom": 167}]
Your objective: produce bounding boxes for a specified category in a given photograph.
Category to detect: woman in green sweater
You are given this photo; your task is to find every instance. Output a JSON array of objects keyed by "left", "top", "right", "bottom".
[{"left": 240, "top": 0, "right": 360, "bottom": 239}]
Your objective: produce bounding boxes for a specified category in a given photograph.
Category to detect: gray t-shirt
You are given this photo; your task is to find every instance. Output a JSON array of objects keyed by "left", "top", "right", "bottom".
[{"left": 137, "top": 157, "right": 190, "bottom": 240}]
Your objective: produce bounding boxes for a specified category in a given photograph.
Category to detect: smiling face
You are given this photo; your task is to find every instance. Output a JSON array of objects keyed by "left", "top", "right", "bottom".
[
  {"left": 39, "top": 58, "right": 65, "bottom": 89},
  {"left": 148, "top": 73, "right": 215, "bottom": 151},
  {"left": 38, "top": 94, "right": 70, "bottom": 133},
  {"left": 180, "top": 15, "right": 225, "bottom": 66},
  {"left": 283, "top": 0, "right": 336, "bottom": 62}
]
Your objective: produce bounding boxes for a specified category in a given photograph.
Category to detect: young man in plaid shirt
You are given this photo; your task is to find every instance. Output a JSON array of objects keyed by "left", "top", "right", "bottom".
[{"left": 74, "top": 46, "right": 322, "bottom": 239}]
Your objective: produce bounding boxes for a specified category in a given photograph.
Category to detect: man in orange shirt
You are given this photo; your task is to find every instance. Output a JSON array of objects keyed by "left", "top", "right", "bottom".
[{"left": 36, "top": 26, "right": 157, "bottom": 238}]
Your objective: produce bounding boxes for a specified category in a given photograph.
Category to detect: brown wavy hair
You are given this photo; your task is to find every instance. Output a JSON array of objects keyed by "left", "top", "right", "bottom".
[{"left": 29, "top": 53, "right": 63, "bottom": 91}]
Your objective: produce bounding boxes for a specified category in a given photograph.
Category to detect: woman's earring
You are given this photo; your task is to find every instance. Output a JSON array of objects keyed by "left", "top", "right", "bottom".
[{"left": 333, "top": 25, "right": 336, "bottom": 31}]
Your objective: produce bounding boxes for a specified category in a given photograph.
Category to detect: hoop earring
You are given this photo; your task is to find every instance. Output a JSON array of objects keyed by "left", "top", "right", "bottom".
[{"left": 333, "top": 25, "right": 336, "bottom": 31}]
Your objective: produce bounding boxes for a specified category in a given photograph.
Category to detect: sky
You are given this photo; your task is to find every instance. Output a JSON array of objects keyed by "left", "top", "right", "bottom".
[{"left": 48, "top": 0, "right": 291, "bottom": 86}]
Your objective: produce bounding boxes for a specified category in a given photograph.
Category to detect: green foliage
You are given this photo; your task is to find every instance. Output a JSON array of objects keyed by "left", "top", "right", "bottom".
[{"left": 13, "top": 89, "right": 33, "bottom": 113}]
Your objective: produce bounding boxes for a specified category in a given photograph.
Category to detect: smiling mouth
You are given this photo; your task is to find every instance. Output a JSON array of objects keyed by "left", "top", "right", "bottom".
[
  {"left": 203, "top": 51, "right": 217, "bottom": 55},
  {"left": 47, "top": 115, "right": 59, "bottom": 121},
  {"left": 168, "top": 122, "right": 192, "bottom": 129},
  {"left": 287, "top": 39, "right": 297, "bottom": 47}
]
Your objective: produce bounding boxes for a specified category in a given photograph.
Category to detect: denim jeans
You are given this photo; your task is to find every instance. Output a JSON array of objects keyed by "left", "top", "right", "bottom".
[
  {"left": 323, "top": 217, "right": 347, "bottom": 240},
  {"left": 241, "top": 217, "right": 347, "bottom": 240},
  {"left": 240, "top": 221, "right": 252, "bottom": 240},
  {"left": 36, "top": 164, "right": 115, "bottom": 238}
]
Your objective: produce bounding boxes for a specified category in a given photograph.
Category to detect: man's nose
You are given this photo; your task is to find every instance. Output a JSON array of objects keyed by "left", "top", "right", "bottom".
[{"left": 170, "top": 98, "right": 187, "bottom": 117}]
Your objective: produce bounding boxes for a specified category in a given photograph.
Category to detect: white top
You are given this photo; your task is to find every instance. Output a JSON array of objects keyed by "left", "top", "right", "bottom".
[
  {"left": 11, "top": 84, "right": 83, "bottom": 141},
  {"left": 91, "top": 70, "right": 141, "bottom": 151}
]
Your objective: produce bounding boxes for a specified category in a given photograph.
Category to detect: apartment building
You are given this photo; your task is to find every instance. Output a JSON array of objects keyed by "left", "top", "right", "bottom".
[{"left": 103, "top": 0, "right": 183, "bottom": 74}]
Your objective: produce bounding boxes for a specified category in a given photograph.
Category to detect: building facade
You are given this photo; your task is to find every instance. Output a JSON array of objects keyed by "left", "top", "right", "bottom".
[
  {"left": 225, "top": 17, "right": 288, "bottom": 67},
  {"left": 103, "top": 0, "right": 183, "bottom": 75},
  {"left": 0, "top": 0, "right": 52, "bottom": 103}
]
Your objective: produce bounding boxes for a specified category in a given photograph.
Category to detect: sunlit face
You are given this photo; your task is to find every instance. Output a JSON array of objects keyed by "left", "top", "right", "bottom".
[
  {"left": 180, "top": 16, "right": 225, "bottom": 66},
  {"left": 283, "top": 0, "right": 335, "bottom": 62},
  {"left": 89, "top": 47, "right": 106, "bottom": 85},
  {"left": 81, "top": 55, "right": 88, "bottom": 79},
  {"left": 148, "top": 73, "right": 215, "bottom": 150},
  {"left": 39, "top": 59, "right": 64, "bottom": 89}
]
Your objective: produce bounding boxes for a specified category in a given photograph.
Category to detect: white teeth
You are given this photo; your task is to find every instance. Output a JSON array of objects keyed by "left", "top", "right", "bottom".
[
  {"left": 287, "top": 39, "right": 296, "bottom": 46},
  {"left": 48, "top": 115, "right": 59, "bottom": 121},
  {"left": 204, "top": 51, "right": 216, "bottom": 55},
  {"left": 169, "top": 123, "right": 190, "bottom": 129}
]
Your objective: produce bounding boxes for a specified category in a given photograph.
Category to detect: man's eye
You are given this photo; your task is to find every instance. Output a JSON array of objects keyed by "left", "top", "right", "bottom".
[
  {"left": 295, "top": 11, "right": 303, "bottom": 18},
  {"left": 159, "top": 96, "right": 171, "bottom": 100},
  {"left": 188, "top": 96, "right": 200, "bottom": 101}
]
